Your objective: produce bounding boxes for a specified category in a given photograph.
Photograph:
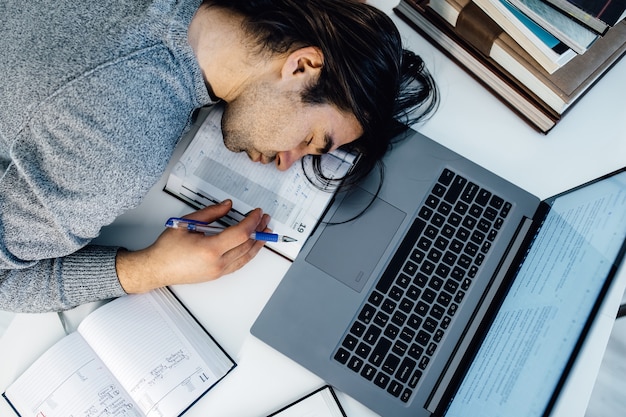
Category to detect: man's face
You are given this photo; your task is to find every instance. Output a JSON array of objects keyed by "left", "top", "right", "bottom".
[{"left": 221, "top": 80, "right": 362, "bottom": 171}]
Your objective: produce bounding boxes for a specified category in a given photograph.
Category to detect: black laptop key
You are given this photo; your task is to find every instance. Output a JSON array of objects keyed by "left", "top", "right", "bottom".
[
  {"left": 484, "top": 206, "right": 498, "bottom": 221},
  {"left": 422, "top": 288, "right": 437, "bottom": 303},
  {"left": 401, "top": 388, "right": 413, "bottom": 403},
  {"left": 374, "top": 372, "right": 390, "bottom": 389},
  {"left": 334, "top": 348, "right": 350, "bottom": 364},
  {"left": 415, "top": 301, "right": 429, "bottom": 316},
  {"left": 406, "top": 285, "right": 421, "bottom": 300},
  {"left": 409, "top": 369, "right": 423, "bottom": 387},
  {"left": 374, "top": 311, "right": 389, "bottom": 327},
  {"left": 414, "top": 273, "right": 429, "bottom": 287},
  {"left": 461, "top": 182, "right": 479, "bottom": 202},
  {"left": 416, "top": 330, "right": 431, "bottom": 346},
  {"left": 376, "top": 218, "right": 426, "bottom": 293},
  {"left": 430, "top": 304, "right": 445, "bottom": 319},
  {"left": 388, "top": 380, "right": 403, "bottom": 397},
  {"left": 408, "top": 343, "right": 424, "bottom": 359},
  {"left": 444, "top": 176, "right": 467, "bottom": 204},
  {"left": 437, "top": 201, "right": 452, "bottom": 215},
  {"left": 425, "top": 195, "right": 440, "bottom": 209},
  {"left": 410, "top": 249, "right": 425, "bottom": 264},
  {"left": 489, "top": 195, "right": 504, "bottom": 210},
  {"left": 396, "top": 273, "right": 411, "bottom": 288},
  {"left": 396, "top": 357, "right": 417, "bottom": 383},
  {"left": 418, "top": 206, "right": 433, "bottom": 221},
  {"left": 368, "top": 290, "right": 384, "bottom": 306},
  {"left": 358, "top": 304, "right": 376, "bottom": 324},
  {"left": 423, "top": 317, "right": 438, "bottom": 333},
  {"left": 381, "top": 299, "right": 396, "bottom": 314},
  {"left": 371, "top": 338, "right": 392, "bottom": 366},
  {"left": 434, "top": 329, "right": 445, "bottom": 343},
  {"left": 469, "top": 203, "right": 483, "bottom": 218},
  {"left": 501, "top": 201, "right": 512, "bottom": 217},
  {"left": 389, "top": 286, "right": 403, "bottom": 301},
  {"left": 400, "top": 327, "right": 415, "bottom": 343},
  {"left": 420, "top": 260, "right": 435, "bottom": 275},
  {"left": 382, "top": 353, "right": 401, "bottom": 375},
  {"left": 476, "top": 189, "right": 492, "bottom": 206},
  {"left": 407, "top": 314, "right": 422, "bottom": 329},
  {"left": 348, "top": 356, "right": 364, "bottom": 372},
  {"left": 350, "top": 321, "right": 366, "bottom": 337},
  {"left": 438, "top": 168, "right": 455, "bottom": 186},
  {"left": 393, "top": 340, "right": 408, "bottom": 356},
  {"left": 384, "top": 323, "right": 400, "bottom": 339},
  {"left": 342, "top": 334, "right": 358, "bottom": 350},
  {"left": 363, "top": 325, "right": 382, "bottom": 344},
  {"left": 357, "top": 342, "right": 372, "bottom": 358},
  {"left": 432, "top": 183, "right": 446, "bottom": 197},
  {"left": 361, "top": 364, "right": 376, "bottom": 380}
]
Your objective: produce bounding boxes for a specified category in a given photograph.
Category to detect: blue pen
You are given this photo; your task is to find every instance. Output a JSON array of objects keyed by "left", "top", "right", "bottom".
[{"left": 165, "top": 217, "right": 297, "bottom": 243}]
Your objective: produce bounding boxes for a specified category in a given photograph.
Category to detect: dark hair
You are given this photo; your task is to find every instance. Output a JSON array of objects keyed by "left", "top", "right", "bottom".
[{"left": 204, "top": 0, "right": 438, "bottom": 189}]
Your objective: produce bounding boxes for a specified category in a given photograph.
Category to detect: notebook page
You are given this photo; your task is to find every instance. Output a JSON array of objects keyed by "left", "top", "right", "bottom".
[
  {"left": 4, "top": 332, "right": 140, "bottom": 417},
  {"left": 77, "top": 290, "right": 232, "bottom": 417}
]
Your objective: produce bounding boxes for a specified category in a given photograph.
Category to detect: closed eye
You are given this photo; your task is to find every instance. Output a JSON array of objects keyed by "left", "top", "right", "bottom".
[
  {"left": 305, "top": 134, "right": 333, "bottom": 155},
  {"left": 317, "top": 134, "right": 333, "bottom": 155}
]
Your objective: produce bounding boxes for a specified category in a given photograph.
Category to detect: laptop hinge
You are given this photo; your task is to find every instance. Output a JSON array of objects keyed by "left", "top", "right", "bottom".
[{"left": 426, "top": 217, "right": 535, "bottom": 414}]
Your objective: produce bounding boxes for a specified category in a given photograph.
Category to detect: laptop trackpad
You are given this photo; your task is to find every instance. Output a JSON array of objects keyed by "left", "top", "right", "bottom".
[{"left": 306, "top": 187, "right": 406, "bottom": 292}]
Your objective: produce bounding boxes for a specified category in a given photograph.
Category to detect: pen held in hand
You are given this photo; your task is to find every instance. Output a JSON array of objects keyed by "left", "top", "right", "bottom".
[{"left": 165, "top": 217, "right": 297, "bottom": 243}]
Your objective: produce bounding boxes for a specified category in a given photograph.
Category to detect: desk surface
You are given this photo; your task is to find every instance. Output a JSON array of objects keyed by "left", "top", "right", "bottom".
[{"left": 1, "top": 1, "right": 626, "bottom": 416}]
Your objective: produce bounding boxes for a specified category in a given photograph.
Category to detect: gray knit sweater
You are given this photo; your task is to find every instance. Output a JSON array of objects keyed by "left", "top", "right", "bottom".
[{"left": 0, "top": 0, "right": 214, "bottom": 312}]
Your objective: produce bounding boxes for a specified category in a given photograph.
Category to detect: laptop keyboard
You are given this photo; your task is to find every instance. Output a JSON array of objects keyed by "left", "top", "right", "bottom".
[{"left": 333, "top": 168, "right": 512, "bottom": 403}]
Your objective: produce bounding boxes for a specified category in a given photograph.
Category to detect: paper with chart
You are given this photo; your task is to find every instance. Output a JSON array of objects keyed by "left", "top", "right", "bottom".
[{"left": 165, "top": 105, "right": 356, "bottom": 260}]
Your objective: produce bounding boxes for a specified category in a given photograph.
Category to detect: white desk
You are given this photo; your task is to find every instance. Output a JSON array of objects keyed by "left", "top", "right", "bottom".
[{"left": 1, "top": 1, "right": 625, "bottom": 415}]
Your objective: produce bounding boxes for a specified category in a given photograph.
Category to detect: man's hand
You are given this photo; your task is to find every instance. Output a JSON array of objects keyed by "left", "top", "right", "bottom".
[{"left": 116, "top": 200, "right": 270, "bottom": 294}]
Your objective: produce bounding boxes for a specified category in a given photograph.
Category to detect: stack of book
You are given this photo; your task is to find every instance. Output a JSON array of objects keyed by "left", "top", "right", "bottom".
[{"left": 395, "top": 0, "right": 626, "bottom": 132}]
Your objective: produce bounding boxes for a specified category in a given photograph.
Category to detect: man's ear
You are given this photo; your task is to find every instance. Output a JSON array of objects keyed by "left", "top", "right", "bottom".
[{"left": 280, "top": 46, "right": 324, "bottom": 81}]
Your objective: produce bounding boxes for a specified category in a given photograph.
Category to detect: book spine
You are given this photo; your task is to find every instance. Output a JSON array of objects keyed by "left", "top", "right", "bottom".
[
  {"left": 542, "top": 0, "right": 609, "bottom": 34},
  {"left": 456, "top": 1, "right": 505, "bottom": 56}
]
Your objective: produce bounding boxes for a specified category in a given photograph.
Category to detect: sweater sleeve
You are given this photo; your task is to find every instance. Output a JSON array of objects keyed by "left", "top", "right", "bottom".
[
  {"left": 0, "top": 46, "right": 204, "bottom": 313},
  {"left": 0, "top": 245, "right": 127, "bottom": 313}
]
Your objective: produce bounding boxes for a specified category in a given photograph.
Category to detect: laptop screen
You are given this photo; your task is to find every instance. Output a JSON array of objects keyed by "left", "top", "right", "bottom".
[{"left": 444, "top": 170, "right": 626, "bottom": 417}]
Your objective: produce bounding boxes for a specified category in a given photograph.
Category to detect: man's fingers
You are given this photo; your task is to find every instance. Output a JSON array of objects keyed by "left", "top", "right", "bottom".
[
  {"left": 219, "top": 238, "right": 267, "bottom": 276},
  {"left": 182, "top": 200, "right": 233, "bottom": 223}
]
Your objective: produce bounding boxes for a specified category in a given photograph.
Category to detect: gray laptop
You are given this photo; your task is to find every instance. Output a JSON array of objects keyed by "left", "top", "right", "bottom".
[{"left": 251, "top": 128, "right": 626, "bottom": 417}]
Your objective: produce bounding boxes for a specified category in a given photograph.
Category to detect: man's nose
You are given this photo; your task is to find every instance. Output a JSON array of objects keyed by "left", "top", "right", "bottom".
[{"left": 274, "top": 149, "right": 303, "bottom": 171}]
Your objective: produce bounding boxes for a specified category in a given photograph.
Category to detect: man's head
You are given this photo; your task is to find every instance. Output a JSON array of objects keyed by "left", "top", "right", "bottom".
[{"left": 203, "top": 0, "right": 438, "bottom": 185}]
